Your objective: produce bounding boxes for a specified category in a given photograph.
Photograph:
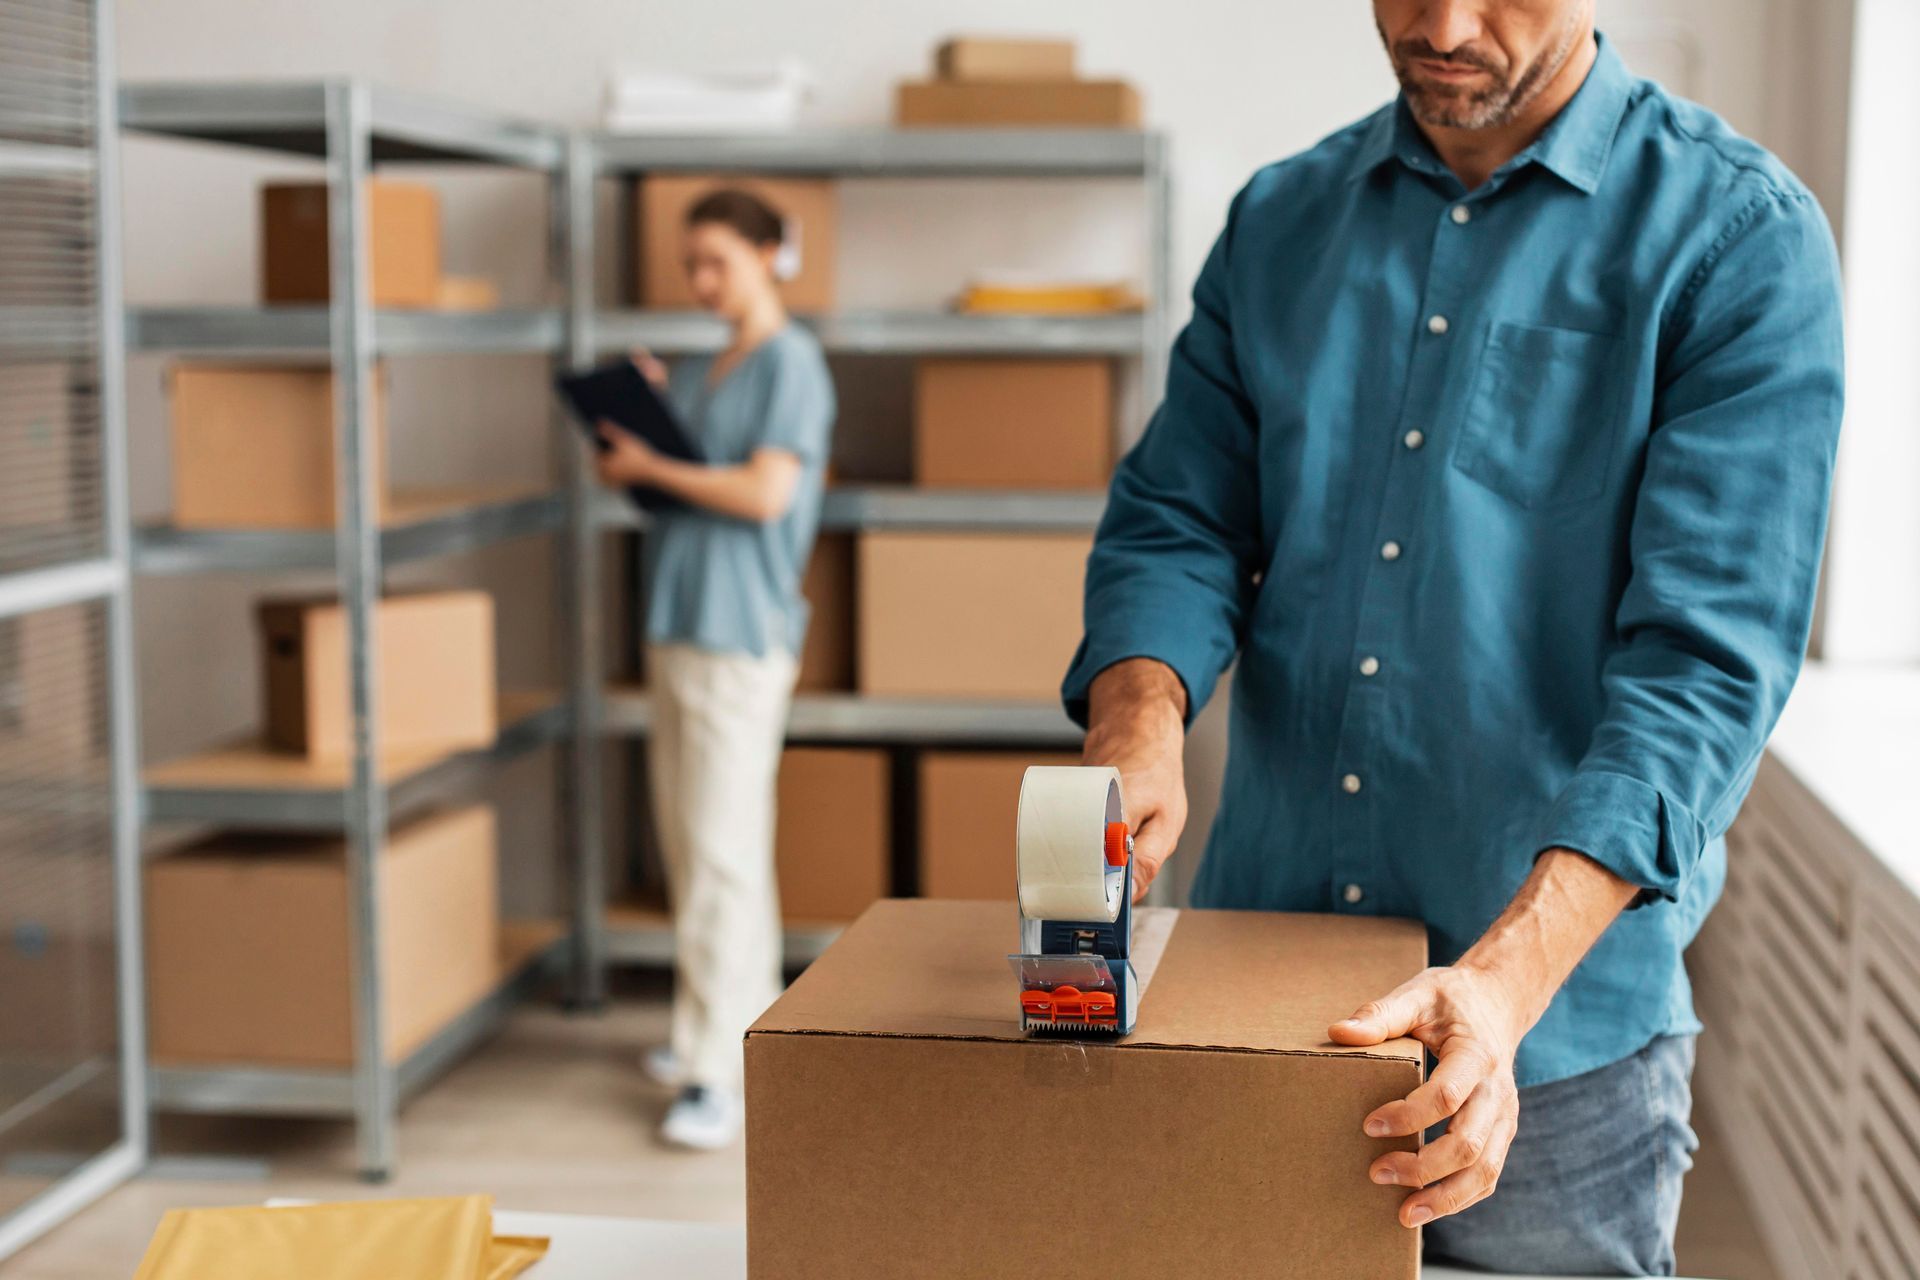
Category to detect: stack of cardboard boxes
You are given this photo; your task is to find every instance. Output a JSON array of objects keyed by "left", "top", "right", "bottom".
[
  {"left": 144, "top": 590, "right": 503, "bottom": 1068},
  {"left": 895, "top": 36, "right": 1141, "bottom": 128},
  {"left": 144, "top": 181, "right": 511, "bottom": 1068}
]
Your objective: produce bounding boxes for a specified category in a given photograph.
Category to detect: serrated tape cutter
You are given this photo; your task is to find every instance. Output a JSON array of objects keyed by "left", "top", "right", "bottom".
[{"left": 1008, "top": 764, "right": 1138, "bottom": 1035}]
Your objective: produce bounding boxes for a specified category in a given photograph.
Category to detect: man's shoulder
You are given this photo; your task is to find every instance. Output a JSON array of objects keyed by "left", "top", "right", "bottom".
[
  {"left": 1230, "top": 106, "right": 1392, "bottom": 226},
  {"left": 1616, "top": 78, "right": 1813, "bottom": 209}
]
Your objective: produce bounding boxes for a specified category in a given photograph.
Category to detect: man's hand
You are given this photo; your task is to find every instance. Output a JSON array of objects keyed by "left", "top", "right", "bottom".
[
  {"left": 1329, "top": 965, "right": 1527, "bottom": 1227},
  {"left": 595, "top": 420, "right": 662, "bottom": 488},
  {"left": 1081, "top": 659, "right": 1188, "bottom": 900},
  {"left": 1329, "top": 848, "right": 1641, "bottom": 1228}
]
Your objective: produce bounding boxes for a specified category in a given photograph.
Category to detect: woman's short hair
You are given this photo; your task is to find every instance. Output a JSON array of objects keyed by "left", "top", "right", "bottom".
[{"left": 685, "top": 188, "right": 785, "bottom": 248}]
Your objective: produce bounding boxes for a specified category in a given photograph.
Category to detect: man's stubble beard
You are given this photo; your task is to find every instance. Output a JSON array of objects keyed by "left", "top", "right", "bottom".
[{"left": 1385, "top": 6, "right": 1587, "bottom": 130}]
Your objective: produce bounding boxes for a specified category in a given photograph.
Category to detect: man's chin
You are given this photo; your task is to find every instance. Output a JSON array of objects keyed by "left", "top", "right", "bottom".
[{"left": 1404, "top": 88, "right": 1509, "bottom": 130}]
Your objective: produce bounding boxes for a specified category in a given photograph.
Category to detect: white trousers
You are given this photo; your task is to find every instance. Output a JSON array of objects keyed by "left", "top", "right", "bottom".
[{"left": 645, "top": 642, "right": 795, "bottom": 1092}]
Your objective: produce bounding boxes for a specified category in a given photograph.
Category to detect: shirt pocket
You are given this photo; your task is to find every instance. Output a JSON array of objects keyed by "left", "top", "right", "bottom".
[{"left": 1451, "top": 322, "right": 1624, "bottom": 508}]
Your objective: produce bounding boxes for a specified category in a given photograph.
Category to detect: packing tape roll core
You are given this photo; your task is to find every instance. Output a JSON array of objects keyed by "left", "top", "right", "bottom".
[{"left": 1016, "top": 765, "right": 1124, "bottom": 922}]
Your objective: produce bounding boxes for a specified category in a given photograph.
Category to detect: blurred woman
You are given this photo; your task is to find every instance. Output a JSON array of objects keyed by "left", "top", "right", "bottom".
[{"left": 592, "top": 189, "right": 834, "bottom": 1150}]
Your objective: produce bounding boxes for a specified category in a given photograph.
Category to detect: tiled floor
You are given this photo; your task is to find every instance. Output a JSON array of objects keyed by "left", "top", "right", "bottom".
[{"left": 2, "top": 978, "right": 1782, "bottom": 1278}]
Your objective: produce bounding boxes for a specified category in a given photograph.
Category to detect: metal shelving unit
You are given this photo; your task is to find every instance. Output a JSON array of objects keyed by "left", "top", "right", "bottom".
[
  {"left": 117, "top": 79, "right": 591, "bottom": 1181},
  {"left": 579, "top": 128, "right": 1172, "bottom": 964},
  {"left": 100, "top": 87, "right": 1172, "bottom": 1175}
]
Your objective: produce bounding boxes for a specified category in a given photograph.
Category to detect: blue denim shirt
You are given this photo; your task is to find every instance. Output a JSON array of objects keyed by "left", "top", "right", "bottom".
[{"left": 1061, "top": 36, "right": 1845, "bottom": 1086}]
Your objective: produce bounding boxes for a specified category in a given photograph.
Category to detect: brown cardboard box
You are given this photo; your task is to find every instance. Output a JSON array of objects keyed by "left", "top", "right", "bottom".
[
  {"left": 261, "top": 180, "right": 442, "bottom": 308},
  {"left": 919, "top": 750, "right": 1079, "bottom": 899},
  {"left": 260, "top": 591, "right": 495, "bottom": 763},
  {"left": 934, "top": 36, "right": 1076, "bottom": 80},
  {"left": 433, "top": 275, "right": 500, "bottom": 311},
  {"left": 747, "top": 899, "right": 1425, "bottom": 1278},
  {"left": 635, "top": 174, "right": 838, "bottom": 312},
  {"left": 796, "top": 533, "right": 854, "bottom": 692},
  {"left": 857, "top": 532, "right": 1089, "bottom": 699},
  {"left": 145, "top": 806, "right": 500, "bottom": 1067},
  {"left": 913, "top": 358, "right": 1112, "bottom": 489},
  {"left": 169, "top": 363, "right": 390, "bottom": 530},
  {"left": 895, "top": 79, "right": 1141, "bottom": 127},
  {"left": 775, "top": 748, "right": 890, "bottom": 922}
]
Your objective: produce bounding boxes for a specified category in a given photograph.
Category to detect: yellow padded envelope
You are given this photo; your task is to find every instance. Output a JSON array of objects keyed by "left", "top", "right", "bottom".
[{"left": 133, "top": 1195, "right": 547, "bottom": 1280}]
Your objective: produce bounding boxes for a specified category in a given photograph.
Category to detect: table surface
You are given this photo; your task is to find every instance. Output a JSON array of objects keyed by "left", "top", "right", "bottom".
[{"left": 490, "top": 1209, "right": 1712, "bottom": 1279}]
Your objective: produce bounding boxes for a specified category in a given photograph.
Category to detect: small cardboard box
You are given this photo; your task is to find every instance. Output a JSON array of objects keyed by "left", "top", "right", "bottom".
[
  {"left": 0, "top": 605, "right": 101, "bottom": 761},
  {"left": 919, "top": 750, "right": 1079, "bottom": 899},
  {"left": 145, "top": 806, "right": 500, "bottom": 1067},
  {"left": 913, "top": 358, "right": 1112, "bottom": 489},
  {"left": 259, "top": 590, "right": 495, "bottom": 763},
  {"left": 747, "top": 899, "right": 1425, "bottom": 1278},
  {"left": 894, "top": 79, "right": 1141, "bottom": 128},
  {"left": 934, "top": 36, "right": 1076, "bottom": 81},
  {"left": 857, "top": 531, "right": 1089, "bottom": 699},
  {"left": 261, "top": 179, "right": 442, "bottom": 308},
  {"left": 635, "top": 174, "right": 838, "bottom": 312},
  {"left": 796, "top": 533, "right": 855, "bottom": 692},
  {"left": 775, "top": 748, "right": 890, "bottom": 923},
  {"left": 169, "top": 363, "right": 390, "bottom": 530}
]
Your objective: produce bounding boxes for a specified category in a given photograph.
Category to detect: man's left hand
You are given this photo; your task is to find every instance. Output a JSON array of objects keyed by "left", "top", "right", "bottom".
[{"left": 1328, "top": 963, "right": 1531, "bottom": 1228}]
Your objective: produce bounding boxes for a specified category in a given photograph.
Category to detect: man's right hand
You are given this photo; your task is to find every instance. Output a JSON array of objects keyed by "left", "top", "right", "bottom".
[{"left": 1081, "top": 658, "right": 1189, "bottom": 900}]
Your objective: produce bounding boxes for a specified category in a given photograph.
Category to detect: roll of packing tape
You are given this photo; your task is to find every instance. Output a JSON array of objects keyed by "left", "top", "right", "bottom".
[{"left": 1016, "top": 765, "right": 1125, "bottom": 922}]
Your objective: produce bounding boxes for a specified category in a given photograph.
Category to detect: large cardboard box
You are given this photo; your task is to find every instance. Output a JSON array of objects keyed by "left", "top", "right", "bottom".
[
  {"left": 775, "top": 748, "right": 890, "bottom": 922},
  {"left": 261, "top": 180, "right": 442, "bottom": 308},
  {"left": 145, "top": 806, "right": 500, "bottom": 1067},
  {"left": 260, "top": 591, "right": 495, "bottom": 763},
  {"left": 913, "top": 358, "right": 1112, "bottom": 489},
  {"left": 934, "top": 36, "right": 1076, "bottom": 81},
  {"left": 796, "top": 533, "right": 854, "bottom": 692},
  {"left": 169, "top": 363, "right": 390, "bottom": 530},
  {"left": 857, "top": 532, "right": 1089, "bottom": 699},
  {"left": 635, "top": 174, "right": 838, "bottom": 312},
  {"left": 918, "top": 750, "right": 1079, "bottom": 899},
  {"left": 895, "top": 79, "right": 1141, "bottom": 127},
  {"left": 747, "top": 899, "right": 1425, "bottom": 1278}
]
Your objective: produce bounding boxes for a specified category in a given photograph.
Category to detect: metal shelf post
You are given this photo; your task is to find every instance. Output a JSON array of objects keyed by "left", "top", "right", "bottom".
[
  {"left": 559, "top": 131, "right": 606, "bottom": 1008},
  {"left": 322, "top": 81, "right": 395, "bottom": 1182}
]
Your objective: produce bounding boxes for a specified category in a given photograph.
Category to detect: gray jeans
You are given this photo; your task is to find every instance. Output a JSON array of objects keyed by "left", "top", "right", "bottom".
[{"left": 1425, "top": 1035, "right": 1699, "bottom": 1277}]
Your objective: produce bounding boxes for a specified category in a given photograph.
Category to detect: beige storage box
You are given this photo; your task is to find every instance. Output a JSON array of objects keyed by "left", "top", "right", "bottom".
[{"left": 145, "top": 806, "right": 500, "bottom": 1067}]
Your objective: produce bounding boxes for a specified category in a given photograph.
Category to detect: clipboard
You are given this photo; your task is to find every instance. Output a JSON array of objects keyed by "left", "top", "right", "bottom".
[{"left": 554, "top": 359, "right": 702, "bottom": 513}]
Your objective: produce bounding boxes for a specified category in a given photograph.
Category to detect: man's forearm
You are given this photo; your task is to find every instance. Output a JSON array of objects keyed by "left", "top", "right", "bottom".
[
  {"left": 1457, "top": 848, "right": 1641, "bottom": 1037},
  {"left": 1085, "top": 658, "right": 1188, "bottom": 744}
]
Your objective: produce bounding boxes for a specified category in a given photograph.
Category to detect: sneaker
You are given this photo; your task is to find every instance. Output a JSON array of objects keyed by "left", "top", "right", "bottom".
[
  {"left": 641, "top": 1044, "right": 681, "bottom": 1088},
  {"left": 659, "top": 1084, "right": 742, "bottom": 1151}
]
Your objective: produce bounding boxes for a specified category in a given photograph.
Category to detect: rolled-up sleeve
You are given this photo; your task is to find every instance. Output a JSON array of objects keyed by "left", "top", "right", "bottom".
[
  {"left": 1060, "top": 190, "right": 1265, "bottom": 727},
  {"left": 1535, "top": 188, "right": 1846, "bottom": 900}
]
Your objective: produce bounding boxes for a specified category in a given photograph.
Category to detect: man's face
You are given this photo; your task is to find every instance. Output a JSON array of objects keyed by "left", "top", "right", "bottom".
[{"left": 1374, "top": 0, "right": 1591, "bottom": 129}]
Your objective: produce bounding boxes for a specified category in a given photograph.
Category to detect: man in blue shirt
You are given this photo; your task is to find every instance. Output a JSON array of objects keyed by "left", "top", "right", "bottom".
[{"left": 1064, "top": 3, "right": 1843, "bottom": 1273}]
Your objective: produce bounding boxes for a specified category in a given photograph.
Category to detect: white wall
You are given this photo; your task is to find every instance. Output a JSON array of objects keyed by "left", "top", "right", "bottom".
[
  {"left": 1823, "top": 0, "right": 1920, "bottom": 663},
  {"left": 114, "top": 0, "right": 1851, "bottom": 906}
]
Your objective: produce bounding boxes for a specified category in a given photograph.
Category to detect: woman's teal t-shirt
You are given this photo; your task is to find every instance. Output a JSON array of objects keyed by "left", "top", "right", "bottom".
[{"left": 643, "top": 323, "right": 836, "bottom": 659}]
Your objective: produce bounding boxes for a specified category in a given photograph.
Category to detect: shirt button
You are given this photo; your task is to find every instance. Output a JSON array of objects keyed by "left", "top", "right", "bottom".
[
  {"left": 1343, "top": 883, "right": 1365, "bottom": 904},
  {"left": 1341, "top": 773, "right": 1363, "bottom": 794},
  {"left": 1426, "top": 314, "right": 1450, "bottom": 335},
  {"left": 1380, "top": 540, "right": 1402, "bottom": 561},
  {"left": 1359, "top": 655, "right": 1380, "bottom": 676},
  {"left": 1450, "top": 204, "right": 1471, "bottom": 224},
  {"left": 1403, "top": 429, "right": 1425, "bottom": 450}
]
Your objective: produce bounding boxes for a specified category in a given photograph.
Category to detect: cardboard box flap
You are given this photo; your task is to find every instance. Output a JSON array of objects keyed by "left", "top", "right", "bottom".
[{"left": 750, "top": 898, "right": 1424, "bottom": 1063}]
